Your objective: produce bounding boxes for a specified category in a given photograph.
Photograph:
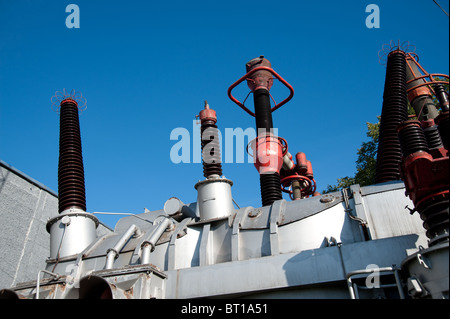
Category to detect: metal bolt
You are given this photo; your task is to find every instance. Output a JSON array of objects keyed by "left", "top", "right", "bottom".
[
  {"left": 248, "top": 209, "right": 262, "bottom": 218},
  {"left": 61, "top": 215, "right": 71, "bottom": 226},
  {"left": 320, "top": 194, "right": 335, "bottom": 203}
]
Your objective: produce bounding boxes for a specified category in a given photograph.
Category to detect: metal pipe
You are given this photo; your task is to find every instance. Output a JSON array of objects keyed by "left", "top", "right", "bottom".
[
  {"left": 141, "top": 243, "right": 152, "bottom": 265},
  {"left": 291, "top": 179, "right": 302, "bottom": 200},
  {"left": 282, "top": 151, "right": 295, "bottom": 171},
  {"left": 146, "top": 218, "right": 171, "bottom": 249},
  {"left": 346, "top": 266, "right": 405, "bottom": 299},
  {"left": 105, "top": 250, "right": 116, "bottom": 270},
  {"left": 105, "top": 224, "right": 141, "bottom": 269},
  {"left": 36, "top": 270, "right": 60, "bottom": 299},
  {"left": 405, "top": 58, "right": 439, "bottom": 120},
  {"left": 141, "top": 218, "right": 172, "bottom": 264}
]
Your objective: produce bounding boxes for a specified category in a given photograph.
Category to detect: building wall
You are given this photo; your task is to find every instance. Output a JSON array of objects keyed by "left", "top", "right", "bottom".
[{"left": 0, "top": 160, "right": 112, "bottom": 289}]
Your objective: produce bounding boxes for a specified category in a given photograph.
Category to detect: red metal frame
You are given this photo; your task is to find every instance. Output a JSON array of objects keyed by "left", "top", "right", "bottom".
[
  {"left": 280, "top": 174, "right": 317, "bottom": 199},
  {"left": 227, "top": 66, "right": 294, "bottom": 117},
  {"left": 405, "top": 53, "right": 449, "bottom": 95}
]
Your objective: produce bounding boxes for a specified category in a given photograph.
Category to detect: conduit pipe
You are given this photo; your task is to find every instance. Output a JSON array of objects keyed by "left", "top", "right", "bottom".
[
  {"left": 105, "top": 224, "right": 142, "bottom": 269},
  {"left": 346, "top": 266, "right": 405, "bottom": 299},
  {"left": 36, "top": 270, "right": 60, "bottom": 299},
  {"left": 141, "top": 217, "right": 173, "bottom": 265}
]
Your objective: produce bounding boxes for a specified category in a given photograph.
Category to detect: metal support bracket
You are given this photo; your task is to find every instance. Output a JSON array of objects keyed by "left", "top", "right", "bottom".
[
  {"left": 167, "top": 218, "right": 192, "bottom": 271},
  {"left": 269, "top": 200, "right": 286, "bottom": 256},
  {"left": 199, "top": 223, "right": 211, "bottom": 266},
  {"left": 231, "top": 208, "right": 249, "bottom": 262}
]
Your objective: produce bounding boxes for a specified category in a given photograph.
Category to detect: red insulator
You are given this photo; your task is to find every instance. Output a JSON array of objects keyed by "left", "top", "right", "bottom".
[
  {"left": 250, "top": 135, "right": 286, "bottom": 175},
  {"left": 305, "top": 160, "right": 314, "bottom": 179},
  {"left": 295, "top": 152, "right": 307, "bottom": 175}
]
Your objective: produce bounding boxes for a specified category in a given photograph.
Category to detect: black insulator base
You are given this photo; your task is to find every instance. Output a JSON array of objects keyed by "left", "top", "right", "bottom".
[
  {"left": 418, "top": 195, "right": 449, "bottom": 245},
  {"left": 201, "top": 122, "right": 223, "bottom": 178},
  {"left": 260, "top": 173, "right": 282, "bottom": 207},
  {"left": 58, "top": 100, "right": 86, "bottom": 213},
  {"left": 254, "top": 88, "right": 274, "bottom": 134},
  {"left": 398, "top": 124, "right": 429, "bottom": 157},
  {"left": 423, "top": 125, "right": 444, "bottom": 149}
]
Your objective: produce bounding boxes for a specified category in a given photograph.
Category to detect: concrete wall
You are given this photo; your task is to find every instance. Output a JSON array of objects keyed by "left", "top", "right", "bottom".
[{"left": 0, "top": 160, "right": 112, "bottom": 289}]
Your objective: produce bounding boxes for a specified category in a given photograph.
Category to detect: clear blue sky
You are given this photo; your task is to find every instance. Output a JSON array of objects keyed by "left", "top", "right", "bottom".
[{"left": 1, "top": 0, "right": 448, "bottom": 228}]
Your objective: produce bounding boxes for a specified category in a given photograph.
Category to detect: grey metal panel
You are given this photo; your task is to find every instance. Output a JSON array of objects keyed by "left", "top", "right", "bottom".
[
  {"left": 238, "top": 196, "right": 344, "bottom": 230},
  {"left": 362, "top": 187, "right": 426, "bottom": 240},
  {"left": 172, "top": 224, "right": 202, "bottom": 270},
  {"left": 164, "top": 234, "right": 422, "bottom": 299},
  {"left": 339, "top": 234, "right": 421, "bottom": 273},
  {"left": 277, "top": 203, "right": 358, "bottom": 254},
  {"left": 165, "top": 246, "right": 345, "bottom": 298},
  {"left": 114, "top": 209, "right": 165, "bottom": 234},
  {"left": 167, "top": 217, "right": 192, "bottom": 270},
  {"left": 360, "top": 180, "right": 406, "bottom": 196},
  {"left": 280, "top": 195, "right": 344, "bottom": 226},
  {"left": 210, "top": 219, "right": 232, "bottom": 264},
  {"left": 0, "top": 160, "right": 57, "bottom": 197},
  {"left": 239, "top": 206, "right": 270, "bottom": 229},
  {"left": 0, "top": 164, "right": 57, "bottom": 288},
  {"left": 239, "top": 229, "right": 271, "bottom": 260}
]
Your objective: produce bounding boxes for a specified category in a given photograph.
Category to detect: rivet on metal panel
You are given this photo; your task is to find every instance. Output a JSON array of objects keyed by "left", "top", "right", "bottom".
[
  {"left": 320, "top": 194, "right": 335, "bottom": 203},
  {"left": 248, "top": 209, "right": 262, "bottom": 218},
  {"left": 61, "top": 215, "right": 71, "bottom": 226}
]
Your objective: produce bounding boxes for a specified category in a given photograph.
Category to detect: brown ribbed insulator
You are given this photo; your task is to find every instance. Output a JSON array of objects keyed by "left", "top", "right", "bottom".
[
  {"left": 199, "top": 101, "right": 223, "bottom": 178},
  {"left": 201, "top": 121, "right": 223, "bottom": 178},
  {"left": 58, "top": 98, "right": 86, "bottom": 213}
]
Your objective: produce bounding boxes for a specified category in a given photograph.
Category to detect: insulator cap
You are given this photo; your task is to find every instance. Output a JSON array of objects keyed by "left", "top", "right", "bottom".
[
  {"left": 199, "top": 101, "right": 217, "bottom": 124},
  {"left": 245, "top": 56, "right": 273, "bottom": 92}
]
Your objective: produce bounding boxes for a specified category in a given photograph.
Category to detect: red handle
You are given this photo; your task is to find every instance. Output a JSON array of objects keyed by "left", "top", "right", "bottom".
[{"left": 227, "top": 66, "right": 294, "bottom": 117}]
